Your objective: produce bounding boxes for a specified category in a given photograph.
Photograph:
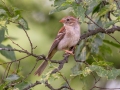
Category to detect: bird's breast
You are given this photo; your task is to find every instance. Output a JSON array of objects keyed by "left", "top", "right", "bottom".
[{"left": 57, "top": 25, "right": 80, "bottom": 50}]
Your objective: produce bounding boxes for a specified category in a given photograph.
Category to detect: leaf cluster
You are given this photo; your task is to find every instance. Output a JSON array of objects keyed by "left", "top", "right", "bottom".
[
  {"left": 0, "top": 0, "right": 120, "bottom": 90},
  {"left": 49, "top": 0, "right": 120, "bottom": 89},
  {"left": 0, "top": 1, "right": 30, "bottom": 89}
]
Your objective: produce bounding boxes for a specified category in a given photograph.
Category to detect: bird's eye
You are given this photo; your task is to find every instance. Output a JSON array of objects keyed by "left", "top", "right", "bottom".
[{"left": 66, "top": 19, "right": 69, "bottom": 21}]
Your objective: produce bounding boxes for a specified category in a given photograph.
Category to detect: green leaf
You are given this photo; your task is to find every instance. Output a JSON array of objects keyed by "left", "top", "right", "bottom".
[
  {"left": 11, "top": 15, "right": 19, "bottom": 22},
  {"left": 61, "top": 82, "right": 69, "bottom": 90},
  {"left": 0, "top": 84, "right": 6, "bottom": 90},
  {"left": 94, "top": 36, "right": 103, "bottom": 46},
  {"left": 92, "top": 61, "right": 113, "bottom": 67},
  {"left": 49, "top": 4, "right": 71, "bottom": 14},
  {"left": 92, "top": 54, "right": 105, "bottom": 61},
  {"left": 103, "top": 40, "right": 120, "bottom": 48},
  {"left": 0, "top": 28, "right": 5, "bottom": 43},
  {"left": 71, "top": 64, "right": 120, "bottom": 79},
  {"left": 73, "top": 4, "right": 86, "bottom": 22},
  {"left": 6, "top": 74, "right": 19, "bottom": 82},
  {"left": 54, "top": 0, "right": 66, "bottom": 6},
  {"left": 115, "top": 1, "right": 120, "bottom": 9},
  {"left": 13, "top": 7, "right": 22, "bottom": 15},
  {"left": 82, "top": 67, "right": 92, "bottom": 77},
  {"left": 85, "top": 0, "right": 101, "bottom": 15},
  {"left": 0, "top": 44, "right": 16, "bottom": 60},
  {"left": 99, "top": 44, "right": 112, "bottom": 55},
  {"left": 88, "top": 18, "right": 103, "bottom": 31},
  {"left": 91, "top": 42, "right": 99, "bottom": 53},
  {"left": 107, "top": 68, "right": 120, "bottom": 79},
  {"left": 88, "top": 23, "right": 96, "bottom": 30},
  {"left": 48, "top": 73, "right": 60, "bottom": 82},
  {"left": 75, "top": 0, "right": 82, "bottom": 4},
  {"left": 91, "top": 36, "right": 103, "bottom": 54},
  {"left": 4, "top": 36, "right": 17, "bottom": 42},
  {"left": 98, "top": 5, "right": 110, "bottom": 17},
  {"left": 96, "top": 18, "right": 103, "bottom": 27},
  {"left": 71, "top": 63, "right": 81, "bottom": 76},
  {"left": 75, "top": 40, "right": 85, "bottom": 60},
  {"left": 89, "top": 65, "right": 108, "bottom": 78},
  {"left": 89, "top": 65, "right": 120, "bottom": 79},
  {"left": 104, "top": 20, "right": 118, "bottom": 28},
  {"left": 40, "top": 70, "right": 52, "bottom": 83},
  {"left": 18, "top": 18, "right": 29, "bottom": 30},
  {"left": 117, "top": 16, "right": 120, "bottom": 21},
  {"left": 49, "top": 0, "right": 72, "bottom": 14},
  {"left": 0, "top": 9, "right": 6, "bottom": 15},
  {"left": 15, "top": 81, "right": 30, "bottom": 89},
  {"left": 79, "top": 47, "right": 86, "bottom": 61},
  {"left": 98, "top": 33, "right": 105, "bottom": 39},
  {"left": 92, "top": 3, "right": 101, "bottom": 15},
  {"left": 112, "top": 10, "right": 120, "bottom": 17},
  {"left": 71, "top": 64, "right": 92, "bottom": 77}
]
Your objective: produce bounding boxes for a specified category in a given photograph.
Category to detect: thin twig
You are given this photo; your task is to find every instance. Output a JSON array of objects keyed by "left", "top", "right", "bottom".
[
  {"left": 6, "top": 35, "right": 25, "bottom": 51},
  {"left": 59, "top": 72, "right": 73, "bottom": 90},
  {"left": 85, "top": 14, "right": 120, "bottom": 45},
  {"left": 80, "top": 26, "right": 120, "bottom": 41},
  {"left": 18, "top": 22, "right": 34, "bottom": 53},
  {"left": 95, "top": 86, "right": 120, "bottom": 90},
  {"left": 20, "top": 60, "right": 39, "bottom": 83},
  {"left": 90, "top": 77, "right": 101, "bottom": 90},
  {"left": 6, "top": 62, "right": 12, "bottom": 78},
  {"left": 8, "top": 20, "right": 34, "bottom": 54},
  {"left": 0, "top": 48, "right": 39, "bottom": 59},
  {"left": 1, "top": 63, "right": 9, "bottom": 82},
  {"left": 1, "top": 0, "right": 13, "bottom": 16},
  {"left": 23, "top": 80, "right": 72, "bottom": 90},
  {"left": 0, "top": 55, "right": 30, "bottom": 65}
]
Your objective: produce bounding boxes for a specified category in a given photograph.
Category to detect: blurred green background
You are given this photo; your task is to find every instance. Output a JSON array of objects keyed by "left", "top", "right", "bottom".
[{"left": 1, "top": 0, "right": 120, "bottom": 90}]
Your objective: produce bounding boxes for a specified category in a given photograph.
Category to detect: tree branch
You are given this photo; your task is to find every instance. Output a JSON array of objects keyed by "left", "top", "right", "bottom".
[
  {"left": 18, "top": 22, "right": 34, "bottom": 53},
  {"left": 23, "top": 80, "right": 72, "bottom": 90},
  {"left": 95, "top": 86, "right": 120, "bottom": 90},
  {"left": 80, "top": 26, "right": 120, "bottom": 41},
  {"left": 85, "top": 15, "right": 120, "bottom": 44},
  {"left": 51, "top": 54, "right": 70, "bottom": 74}
]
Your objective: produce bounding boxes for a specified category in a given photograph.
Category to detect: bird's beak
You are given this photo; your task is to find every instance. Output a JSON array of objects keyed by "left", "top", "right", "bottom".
[{"left": 59, "top": 19, "right": 65, "bottom": 23}]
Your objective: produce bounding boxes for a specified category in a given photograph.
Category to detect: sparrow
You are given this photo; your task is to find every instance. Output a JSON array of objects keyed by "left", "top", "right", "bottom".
[{"left": 35, "top": 16, "right": 81, "bottom": 76}]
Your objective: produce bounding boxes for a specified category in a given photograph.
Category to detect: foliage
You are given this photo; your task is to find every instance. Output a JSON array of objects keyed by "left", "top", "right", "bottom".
[{"left": 0, "top": 0, "right": 120, "bottom": 90}]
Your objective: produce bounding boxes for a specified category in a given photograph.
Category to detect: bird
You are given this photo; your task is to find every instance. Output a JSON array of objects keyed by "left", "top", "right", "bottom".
[{"left": 35, "top": 16, "right": 81, "bottom": 76}]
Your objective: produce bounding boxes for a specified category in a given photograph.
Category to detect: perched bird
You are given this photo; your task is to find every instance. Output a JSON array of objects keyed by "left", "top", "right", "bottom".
[{"left": 35, "top": 16, "right": 81, "bottom": 76}]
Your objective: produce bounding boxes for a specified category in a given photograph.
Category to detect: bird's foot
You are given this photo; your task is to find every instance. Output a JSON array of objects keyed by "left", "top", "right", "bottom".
[{"left": 64, "top": 50, "right": 74, "bottom": 55}]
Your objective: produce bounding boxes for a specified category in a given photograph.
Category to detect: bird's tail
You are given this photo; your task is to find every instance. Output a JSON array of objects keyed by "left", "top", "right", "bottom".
[{"left": 34, "top": 50, "right": 56, "bottom": 76}]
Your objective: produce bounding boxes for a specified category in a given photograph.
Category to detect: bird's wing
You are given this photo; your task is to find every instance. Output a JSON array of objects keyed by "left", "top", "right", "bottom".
[{"left": 47, "top": 26, "right": 66, "bottom": 59}]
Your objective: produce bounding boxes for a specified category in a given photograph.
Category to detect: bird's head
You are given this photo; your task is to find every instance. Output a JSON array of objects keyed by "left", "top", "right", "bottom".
[{"left": 59, "top": 16, "right": 79, "bottom": 26}]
